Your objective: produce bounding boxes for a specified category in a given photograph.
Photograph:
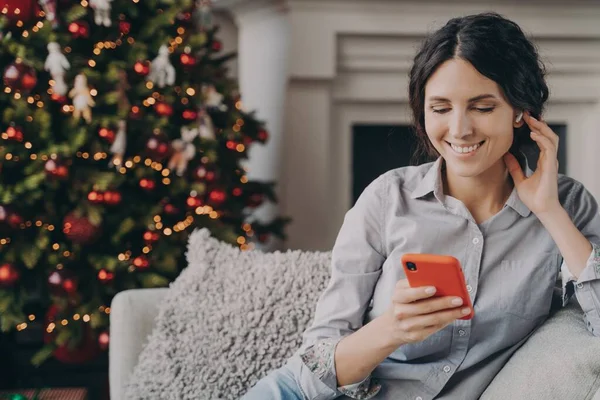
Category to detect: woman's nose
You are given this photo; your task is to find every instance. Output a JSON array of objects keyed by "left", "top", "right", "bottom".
[{"left": 449, "top": 112, "right": 473, "bottom": 139}]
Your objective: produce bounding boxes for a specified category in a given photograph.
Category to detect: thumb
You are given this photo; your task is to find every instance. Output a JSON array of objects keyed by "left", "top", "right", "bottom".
[{"left": 503, "top": 152, "right": 525, "bottom": 185}]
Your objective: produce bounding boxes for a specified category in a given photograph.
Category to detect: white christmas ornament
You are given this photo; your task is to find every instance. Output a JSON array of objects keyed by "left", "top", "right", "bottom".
[
  {"left": 89, "top": 0, "right": 113, "bottom": 27},
  {"left": 44, "top": 42, "right": 70, "bottom": 96},
  {"left": 202, "top": 84, "right": 227, "bottom": 111},
  {"left": 197, "top": 108, "right": 215, "bottom": 140},
  {"left": 147, "top": 45, "right": 176, "bottom": 88},
  {"left": 168, "top": 127, "right": 198, "bottom": 176},
  {"left": 109, "top": 120, "right": 127, "bottom": 167},
  {"left": 69, "top": 74, "right": 95, "bottom": 123},
  {"left": 38, "top": 0, "right": 59, "bottom": 29}
]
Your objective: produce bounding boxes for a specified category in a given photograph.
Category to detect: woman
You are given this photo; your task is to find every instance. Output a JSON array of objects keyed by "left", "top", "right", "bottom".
[{"left": 243, "top": 12, "right": 600, "bottom": 400}]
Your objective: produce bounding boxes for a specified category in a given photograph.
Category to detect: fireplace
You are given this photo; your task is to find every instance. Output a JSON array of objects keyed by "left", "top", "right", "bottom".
[{"left": 352, "top": 124, "right": 426, "bottom": 205}]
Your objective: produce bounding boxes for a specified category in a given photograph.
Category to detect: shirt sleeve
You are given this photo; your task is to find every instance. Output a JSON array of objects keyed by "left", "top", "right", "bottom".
[
  {"left": 299, "top": 338, "right": 382, "bottom": 399},
  {"left": 561, "top": 182, "right": 600, "bottom": 336},
  {"left": 287, "top": 174, "right": 388, "bottom": 400}
]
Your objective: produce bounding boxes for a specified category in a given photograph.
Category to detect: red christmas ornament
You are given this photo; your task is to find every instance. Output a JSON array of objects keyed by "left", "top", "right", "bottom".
[
  {"left": 98, "top": 127, "right": 115, "bottom": 143},
  {"left": 232, "top": 187, "right": 242, "bottom": 197},
  {"left": 186, "top": 196, "right": 202, "bottom": 208},
  {"left": 68, "top": 21, "right": 89, "bottom": 38},
  {"left": 48, "top": 269, "right": 78, "bottom": 295},
  {"left": 63, "top": 212, "right": 100, "bottom": 245},
  {"left": 182, "top": 109, "right": 197, "bottom": 120},
  {"left": 130, "top": 105, "right": 142, "bottom": 119},
  {"left": 62, "top": 277, "right": 77, "bottom": 293},
  {"left": 88, "top": 190, "right": 121, "bottom": 206},
  {"left": 51, "top": 93, "right": 68, "bottom": 103},
  {"left": 133, "top": 61, "right": 150, "bottom": 76},
  {"left": 193, "top": 165, "right": 217, "bottom": 182},
  {"left": 87, "top": 191, "right": 102, "bottom": 204},
  {"left": 242, "top": 136, "right": 253, "bottom": 146},
  {"left": 164, "top": 204, "right": 179, "bottom": 215},
  {"left": 5, "top": 126, "right": 24, "bottom": 142},
  {"left": 98, "top": 269, "right": 114, "bottom": 284},
  {"left": 98, "top": 331, "right": 110, "bottom": 351},
  {"left": 211, "top": 40, "right": 222, "bottom": 52},
  {"left": 0, "top": 205, "right": 23, "bottom": 234},
  {"left": 0, "top": 0, "right": 39, "bottom": 23},
  {"left": 258, "top": 129, "right": 269, "bottom": 142},
  {"left": 226, "top": 140, "right": 236, "bottom": 150},
  {"left": 208, "top": 188, "right": 226, "bottom": 205},
  {"left": 3, "top": 61, "right": 37, "bottom": 92},
  {"left": 154, "top": 102, "right": 173, "bottom": 117},
  {"left": 44, "top": 159, "right": 69, "bottom": 179},
  {"left": 143, "top": 230, "right": 159, "bottom": 243},
  {"left": 44, "top": 305, "right": 100, "bottom": 364},
  {"left": 180, "top": 53, "right": 196, "bottom": 66},
  {"left": 3, "top": 63, "right": 20, "bottom": 89},
  {"left": 103, "top": 191, "right": 121, "bottom": 206},
  {"left": 119, "top": 20, "right": 131, "bottom": 35},
  {"left": 21, "top": 71, "right": 37, "bottom": 91},
  {"left": 177, "top": 11, "right": 191, "bottom": 21},
  {"left": 139, "top": 178, "right": 156, "bottom": 191},
  {"left": 145, "top": 133, "right": 170, "bottom": 160},
  {"left": 0, "top": 263, "right": 20, "bottom": 288},
  {"left": 132, "top": 255, "right": 149, "bottom": 270}
]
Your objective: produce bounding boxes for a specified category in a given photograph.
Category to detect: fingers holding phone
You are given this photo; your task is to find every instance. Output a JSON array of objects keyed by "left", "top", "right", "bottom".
[{"left": 386, "top": 278, "right": 471, "bottom": 345}]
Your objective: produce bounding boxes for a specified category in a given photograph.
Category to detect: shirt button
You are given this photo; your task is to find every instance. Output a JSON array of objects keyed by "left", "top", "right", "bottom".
[
  {"left": 576, "top": 283, "right": 584, "bottom": 289},
  {"left": 466, "top": 285, "right": 473, "bottom": 293},
  {"left": 458, "top": 329, "right": 466, "bottom": 336},
  {"left": 416, "top": 397, "right": 423, "bottom": 400},
  {"left": 472, "top": 238, "right": 480, "bottom": 245},
  {"left": 443, "top": 365, "right": 452, "bottom": 373}
]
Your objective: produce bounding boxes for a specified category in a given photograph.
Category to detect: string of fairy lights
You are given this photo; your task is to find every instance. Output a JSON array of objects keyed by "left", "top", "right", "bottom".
[{"left": 1, "top": 0, "right": 259, "bottom": 335}]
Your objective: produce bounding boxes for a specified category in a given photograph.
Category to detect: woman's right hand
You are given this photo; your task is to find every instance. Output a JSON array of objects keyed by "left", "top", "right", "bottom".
[{"left": 385, "top": 278, "right": 472, "bottom": 346}]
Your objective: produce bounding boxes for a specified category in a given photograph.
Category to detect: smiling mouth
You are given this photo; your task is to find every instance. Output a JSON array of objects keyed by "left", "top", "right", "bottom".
[{"left": 446, "top": 140, "right": 485, "bottom": 155}]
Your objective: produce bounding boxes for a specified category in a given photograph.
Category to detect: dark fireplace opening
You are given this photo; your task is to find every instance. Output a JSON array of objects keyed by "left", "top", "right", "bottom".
[{"left": 351, "top": 124, "right": 567, "bottom": 205}]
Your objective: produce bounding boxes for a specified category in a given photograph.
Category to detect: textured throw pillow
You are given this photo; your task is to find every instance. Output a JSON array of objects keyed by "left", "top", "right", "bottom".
[{"left": 124, "top": 228, "right": 332, "bottom": 399}]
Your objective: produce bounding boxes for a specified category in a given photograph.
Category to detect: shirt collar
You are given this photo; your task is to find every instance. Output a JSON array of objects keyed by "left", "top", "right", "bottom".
[
  {"left": 410, "top": 157, "right": 443, "bottom": 200},
  {"left": 409, "top": 155, "right": 533, "bottom": 218}
]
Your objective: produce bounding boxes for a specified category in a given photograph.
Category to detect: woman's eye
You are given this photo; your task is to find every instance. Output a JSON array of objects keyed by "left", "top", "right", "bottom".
[{"left": 430, "top": 107, "right": 494, "bottom": 114}]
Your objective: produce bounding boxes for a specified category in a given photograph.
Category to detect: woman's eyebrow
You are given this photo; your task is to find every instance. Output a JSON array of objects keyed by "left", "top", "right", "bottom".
[{"left": 427, "top": 94, "right": 499, "bottom": 103}]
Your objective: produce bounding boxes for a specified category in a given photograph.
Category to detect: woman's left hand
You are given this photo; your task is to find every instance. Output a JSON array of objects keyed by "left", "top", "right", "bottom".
[{"left": 503, "top": 112, "right": 561, "bottom": 216}]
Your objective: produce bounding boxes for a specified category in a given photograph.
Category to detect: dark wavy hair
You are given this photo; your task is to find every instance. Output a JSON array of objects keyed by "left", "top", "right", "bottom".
[{"left": 408, "top": 12, "right": 549, "bottom": 162}]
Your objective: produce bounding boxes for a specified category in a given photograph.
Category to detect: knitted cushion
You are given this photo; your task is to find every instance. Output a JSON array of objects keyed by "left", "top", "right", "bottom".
[{"left": 124, "top": 228, "right": 331, "bottom": 399}]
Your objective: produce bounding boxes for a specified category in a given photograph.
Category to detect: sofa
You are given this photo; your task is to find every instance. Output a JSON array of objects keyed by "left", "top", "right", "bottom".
[{"left": 109, "top": 229, "right": 600, "bottom": 400}]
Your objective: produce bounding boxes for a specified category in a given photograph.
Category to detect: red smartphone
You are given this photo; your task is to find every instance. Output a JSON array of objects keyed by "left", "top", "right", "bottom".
[{"left": 400, "top": 253, "right": 474, "bottom": 320}]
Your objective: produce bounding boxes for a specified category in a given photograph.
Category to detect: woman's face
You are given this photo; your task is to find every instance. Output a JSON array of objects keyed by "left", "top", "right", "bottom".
[{"left": 424, "top": 58, "right": 522, "bottom": 178}]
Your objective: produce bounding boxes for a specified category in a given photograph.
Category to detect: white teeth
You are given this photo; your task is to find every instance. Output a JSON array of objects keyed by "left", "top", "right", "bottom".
[{"left": 450, "top": 142, "right": 481, "bottom": 154}]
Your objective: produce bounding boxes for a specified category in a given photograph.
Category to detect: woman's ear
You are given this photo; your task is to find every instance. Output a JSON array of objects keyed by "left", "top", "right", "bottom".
[{"left": 514, "top": 111, "right": 524, "bottom": 127}]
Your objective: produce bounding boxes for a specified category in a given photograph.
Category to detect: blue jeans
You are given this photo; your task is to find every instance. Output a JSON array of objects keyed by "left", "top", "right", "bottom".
[{"left": 241, "top": 366, "right": 305, "bottom": 400}]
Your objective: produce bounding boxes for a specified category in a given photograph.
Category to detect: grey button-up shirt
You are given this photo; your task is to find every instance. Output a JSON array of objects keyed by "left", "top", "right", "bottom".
[{"left": 286, "top": 158, "right": 600, "bottom": 400}]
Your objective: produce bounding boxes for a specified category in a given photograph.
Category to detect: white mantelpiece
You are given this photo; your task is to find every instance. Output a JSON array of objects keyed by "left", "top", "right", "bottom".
[{"left": 218, "top": 0, "right": 600, "bottom": 251}]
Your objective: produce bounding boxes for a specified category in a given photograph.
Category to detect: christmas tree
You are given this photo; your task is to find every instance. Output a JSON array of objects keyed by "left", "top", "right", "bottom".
[{"left": 0, "top": 0, "right": 288, "bottom": 365}]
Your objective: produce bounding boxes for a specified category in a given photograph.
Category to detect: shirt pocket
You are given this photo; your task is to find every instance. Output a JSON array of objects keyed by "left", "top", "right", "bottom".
[{"left": 498, "top": 254, "right": 560, "bottom": 321}]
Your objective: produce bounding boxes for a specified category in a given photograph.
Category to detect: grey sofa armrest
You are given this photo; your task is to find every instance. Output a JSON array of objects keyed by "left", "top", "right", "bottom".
[
  {"left": 482, "top": 300, "right": 600, "bottom": 400},
  {"left": 109, "top": 288, "right": 169, "bottom": 400}
]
